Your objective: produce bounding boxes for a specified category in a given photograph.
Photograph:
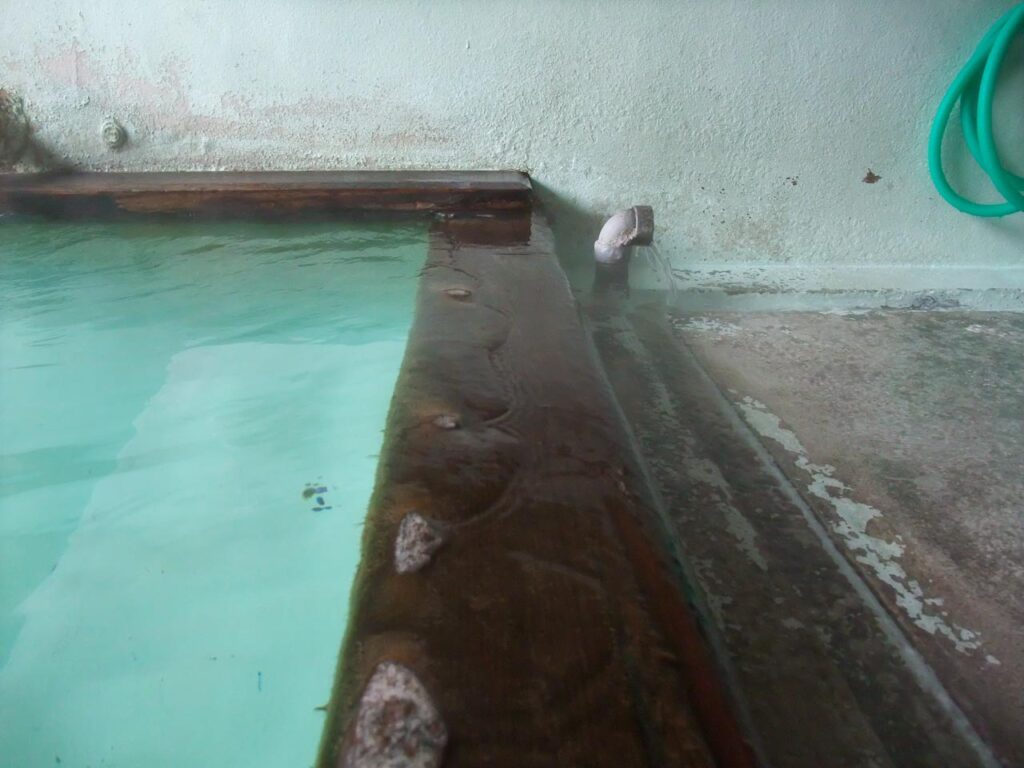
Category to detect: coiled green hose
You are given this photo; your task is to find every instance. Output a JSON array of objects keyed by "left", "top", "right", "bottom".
[{"left": 928, "top": 3, "right": 1024, "bottom": 216}]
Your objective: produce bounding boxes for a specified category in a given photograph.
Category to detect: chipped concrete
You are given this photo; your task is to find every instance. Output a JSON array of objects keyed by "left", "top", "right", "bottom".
[
  {"left": 675, "top": 308, "right": 1024, "bottom": 767},
  {"left": 686, "top": 458, "right": 768, "bottom": 572},
  {"left": 679, "top": 317, "right": 743, "bottom": 337},
  {"left": 586, "top": 298, "right": 1002, "bottom": 767},
  {"left": 736, "top": 395, "right": 982, "bottom": 654}
]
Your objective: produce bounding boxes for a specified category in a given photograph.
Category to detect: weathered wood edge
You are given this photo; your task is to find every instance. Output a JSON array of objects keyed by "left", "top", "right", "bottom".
[
  {"left": 0, "top": 171, "right": 531, "bottom": 218},
  {"left": 316, "top": 211, "right": 756, "bottom": 768}
]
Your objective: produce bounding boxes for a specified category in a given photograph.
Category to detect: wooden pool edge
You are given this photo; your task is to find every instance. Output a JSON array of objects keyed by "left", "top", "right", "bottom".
[
  {"left": 316, "top": 210, "right": 757, "bottom": 768},
  {"left": 0, "top": 170, "right": 531, "bottom": 218}
]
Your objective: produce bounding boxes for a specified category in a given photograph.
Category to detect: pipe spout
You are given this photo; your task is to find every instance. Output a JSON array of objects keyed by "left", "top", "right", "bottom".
[{"left": 594, "top": 205, "right": 654, "bottom": 264}]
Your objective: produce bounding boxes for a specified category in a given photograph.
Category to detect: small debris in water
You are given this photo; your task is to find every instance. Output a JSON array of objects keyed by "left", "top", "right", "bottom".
[
  {"left": 444, "top": 287, "right": 472, "bottom": 300},
  {"left": 863, "top": 169, "right": 882, "bottom": 184},
  {"left": 257, "top": 671, "right": 263, "bottom": 692},
  {"left": 344, "top": 662, "right": 447, "bottom": 768},
  {"left": 303, "top": 483, "right": 332, "bottom": 511},
  {"left": 395, "top": 512, "right": 448, "bottom": 574},
  {"left": 303, "top": 484, "right": 329, "bottom": 499}
]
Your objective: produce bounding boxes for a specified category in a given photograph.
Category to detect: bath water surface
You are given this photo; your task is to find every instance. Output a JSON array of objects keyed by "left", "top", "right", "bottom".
[{"left": 0, "top": 217, "right": 425, "bottom": 767}]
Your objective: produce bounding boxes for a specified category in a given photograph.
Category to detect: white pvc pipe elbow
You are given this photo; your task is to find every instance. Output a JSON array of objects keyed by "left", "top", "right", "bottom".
[{"left": 594, "top": 205, "right": 655, "bottom": 264}]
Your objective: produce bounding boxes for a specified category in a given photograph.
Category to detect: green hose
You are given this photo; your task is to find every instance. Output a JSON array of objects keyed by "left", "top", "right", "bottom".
[{"left": 928, "top": 3, "right": 1024, "bottom": 216}]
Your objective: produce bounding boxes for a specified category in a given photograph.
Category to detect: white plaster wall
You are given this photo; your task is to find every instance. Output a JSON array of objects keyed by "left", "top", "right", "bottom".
[{"left": 2, "top": 0, "right": 1023, "bottom": 288}]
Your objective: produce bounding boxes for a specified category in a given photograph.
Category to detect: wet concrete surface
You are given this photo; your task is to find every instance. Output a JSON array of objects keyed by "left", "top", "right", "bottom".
[{"left": 584, "top": 294, "right": 1021, "bottom": 768}]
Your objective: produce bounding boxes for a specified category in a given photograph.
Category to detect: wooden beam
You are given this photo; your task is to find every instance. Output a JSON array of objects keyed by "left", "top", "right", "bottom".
[
  {"left": 0, "top": 171, "right": 531, "bottom": 218},
  {"left": 316, "top": 212, "right": 755, "bottom": 768}
]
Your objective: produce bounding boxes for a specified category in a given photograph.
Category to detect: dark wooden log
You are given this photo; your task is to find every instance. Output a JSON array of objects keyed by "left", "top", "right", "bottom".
[
  {"left": 317, "top": 211, "right": 755, "bottom": 768},
  {"left": 0, "top": 171, "right": 531, "bottom": 219}
]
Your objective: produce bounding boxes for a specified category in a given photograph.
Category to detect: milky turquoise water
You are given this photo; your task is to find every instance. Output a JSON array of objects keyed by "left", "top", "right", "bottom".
[{"left": 0, "top": 218, "right": 426, "bottom": 767}]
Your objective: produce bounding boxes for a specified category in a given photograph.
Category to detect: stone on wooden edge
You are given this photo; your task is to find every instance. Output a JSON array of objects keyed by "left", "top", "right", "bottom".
[
  {"left": 394, "top": 512, "right": 448, "bottom": 575},
  {"left": 343, "top": 662, "right": 448, "bottom": 768}
]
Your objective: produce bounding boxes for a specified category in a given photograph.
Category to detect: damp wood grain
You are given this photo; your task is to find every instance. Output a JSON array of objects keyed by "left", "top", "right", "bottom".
[
  {"left": 0, "top": 171, "right": 531, "bottom": 218},
  {"left": 316, "top": 212, "right": 755, "bottom": 768}
]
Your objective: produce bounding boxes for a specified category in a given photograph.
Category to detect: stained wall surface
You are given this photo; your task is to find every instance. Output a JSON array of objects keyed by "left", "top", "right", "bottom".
[{"left": 3, "top": 1, "right": 1023, "bottom": 287}]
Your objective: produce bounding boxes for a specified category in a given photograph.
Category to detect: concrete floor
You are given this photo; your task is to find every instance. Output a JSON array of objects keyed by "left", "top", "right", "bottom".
[{"left": 585, "top": 297, "right": 1023, "bottom": 768}]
